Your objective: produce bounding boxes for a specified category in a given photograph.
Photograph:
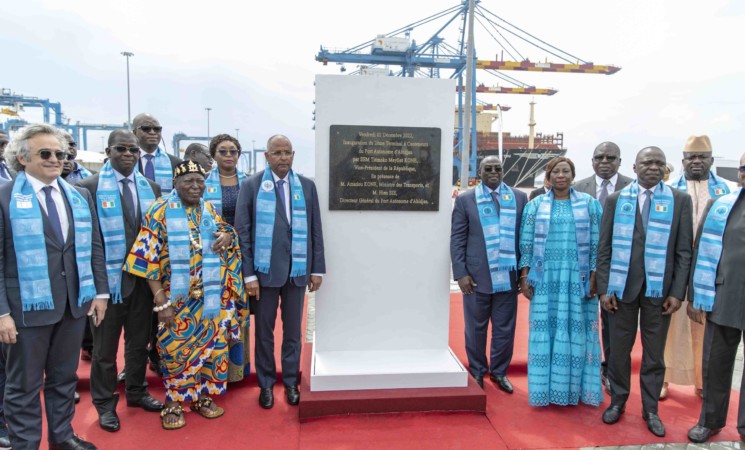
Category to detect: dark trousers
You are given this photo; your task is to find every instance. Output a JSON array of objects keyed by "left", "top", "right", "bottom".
[
  {"left": 81, "top": 321, "right": 93, "bottom": 353},
  {"left": 601, "top": 309, "right": 610, "bottom": 377},
  {"left": 255, "top": 281, "right": 306, "bottom": 389},
  {"left": 463, "top": 290, "right": 518, "bottom": 377},
  {"left": 2, "top": 309, "right": 85, "bottom": 450},
  {"left": 91, "top": 281, "right": 153, "bottom": 414},
  {"left": 608, "top": 295, "right": 670, "bottom": 414},
  {"left": 698, "top": 320, "right": 745, "bottom": 433}
]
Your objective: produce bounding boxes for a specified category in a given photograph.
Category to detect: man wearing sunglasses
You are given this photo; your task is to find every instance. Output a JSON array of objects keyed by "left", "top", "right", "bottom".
[
  {"left": 0, "top": 123, "right": 109, "bottom": 450},
  {"left": 60, "top": 132, "right": 94, "bottom": 183},
  {"left": 132, "top": 113, "right": 180, "bottom": 192},
  {"left": 662, "top": 135, "right": 735, "bottom": 401},
  {"left": 451, "top": 156, "right": 527, "bottom": 392},
  {"left": 574, "top": 141, "right": 633, "bottom": 393},
  {"left": 76, "top": 130, "right": 163, "bottom": 433}
]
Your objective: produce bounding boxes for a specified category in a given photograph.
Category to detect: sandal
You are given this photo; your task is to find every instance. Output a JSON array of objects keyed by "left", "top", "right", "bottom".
[
  {"left": 160, "top": 404, "right": 186, "bottom": 430},
  {"left": 190, "top": 396, "right": 225, "bottom": 419}
]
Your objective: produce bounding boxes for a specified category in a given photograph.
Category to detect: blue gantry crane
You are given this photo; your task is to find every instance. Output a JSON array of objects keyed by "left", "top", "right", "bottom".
[{"left": 316, "top": 0, "right": 620, "bottom": 185}]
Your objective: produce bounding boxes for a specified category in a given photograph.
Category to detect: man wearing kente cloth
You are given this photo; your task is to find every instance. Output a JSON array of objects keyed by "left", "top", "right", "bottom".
[
  {"left": 662, "top": 135, "right": 732, "bottom": 400},
  {"left": 124, "top": 160, "right": 247, "bottom": 430}
]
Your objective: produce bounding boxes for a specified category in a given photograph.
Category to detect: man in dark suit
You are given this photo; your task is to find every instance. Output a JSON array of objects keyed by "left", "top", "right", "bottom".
[
  {"left": 597, "top": 147, "right": 693, "bottom": 437},
  {"left": 77, "top": 130, "right": 164, "bottom": 433},
  {"left": 687, "top": 152, "right": 745, "bottom": 443},
  {"left": 528, "top": 177, "right": 549, "bottom": 201},
  {"left": 0, "top": 124, "right": 109, "bottom": 450},
  {"left": 127, "top": 113, "right": 180, "bottom": 380},
  {"left": 574, "top": 141, "right": 633, "bottom": 392},
  {"left": 235, "top": 134, "right": 325, "bottom": 409},
  {"left": 451, "top": 156, "right": 527, "bottom": 392}
]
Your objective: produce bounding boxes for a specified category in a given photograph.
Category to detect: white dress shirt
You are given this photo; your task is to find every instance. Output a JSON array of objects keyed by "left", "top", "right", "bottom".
[{"left": 595, "top": 173, "right": 619, "bottom": 198}]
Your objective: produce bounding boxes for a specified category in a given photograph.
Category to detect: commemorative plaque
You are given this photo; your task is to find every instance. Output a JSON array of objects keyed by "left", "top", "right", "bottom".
[{"left": 329, "top": 125, "right": 441, "bottom": 211}]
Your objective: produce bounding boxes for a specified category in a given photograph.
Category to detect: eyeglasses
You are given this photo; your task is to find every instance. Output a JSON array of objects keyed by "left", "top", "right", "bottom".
[
  {"left": 68, "top": 142, "right": 77, "bottom": 148},
  {"left": 739, "top": 165, "right": 745, "bottom": 173},
  {"left": 0, "top": 142, "right": 8, "bottom": 148},
  {"left": 37, "top": 149, "right": 67, "bottom": 161},
  {"left": 483, "top": 166, "right": 502, "bottom": 173},
  {"left": 593, "top": 155, "right": 618, "bottom": 162},
  {"left": 267, "top": 150, "right": 294, "bottom": 158},
  {"left": 110, "top": 145, "right": 141, "bottom": 154},
  {"left": 217, "top": 149, "right": 240, "bottom": 157},
  {"left": 65, "top": 154, "right": 76, "bottom": 161},
  {"left": 138, "top": 126, "right": 162, "bottom": 134}
]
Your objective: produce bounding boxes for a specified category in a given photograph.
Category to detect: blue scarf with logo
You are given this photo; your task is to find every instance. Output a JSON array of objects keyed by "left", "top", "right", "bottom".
[
  {"left": 475, "top": 183, "right": 517, "bottom": 293},
  {"left": 254, "top": 169, "right": 307, "bottom": 277},
  {"left": 204, "top": 168, "right": 246, "bottom": 215},
  {"left": 671, "top": 171, "right": 730, "bottom": 198},
  {"left": 66, "top": 164, "right": 93, "bottom": 182},
  {"left": 692, "top": 188, "right": 742, "bottom": 311},
  {"left": 96, "top": 162, "right": 156, "bottom": 303},
  {"left": 607, "top": 181, "right": 674, "bottom": 299},
  {"left": 164, "top": 192, "right": 221, "bottom": 319},
  {"left": 10, "top": 172, "right": 97, "bottom": 310},
  {"left": 528, "top": 187, "right": 593, "bottom": 297}
]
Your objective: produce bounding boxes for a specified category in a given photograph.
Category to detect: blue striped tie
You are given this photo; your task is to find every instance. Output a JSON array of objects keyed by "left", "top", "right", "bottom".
[{"left": 42, "top": 185, "right": 65, "bottom": 244}]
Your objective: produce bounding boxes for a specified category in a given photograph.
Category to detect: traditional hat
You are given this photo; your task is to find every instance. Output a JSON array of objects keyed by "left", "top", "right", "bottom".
[
  {"left": 173, "top": 160, "right": 207, "bottom": 180},
  {"left": 683, "top": 135, "right": 712, "bottom": 153}
]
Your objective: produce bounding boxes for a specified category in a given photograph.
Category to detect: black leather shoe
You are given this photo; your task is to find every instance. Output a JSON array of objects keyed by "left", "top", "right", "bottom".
[
  {"left": 74, "top": 391, "right": 80, "bottom": 404},
  {"left": 98, "top": 410, "right": 120, "bottom": 432},
  {"left": 259, "top": 388, "right": 274, "bottom": 409},
  {"left": 642, "top": 411, "right": 666, "bottom": 437},
  {"left": 602, "top": 404, "right": 625, "bottom": 424},
  {"left": 285, "top": 385, "right": 300, "bottom": 405},
  {"left": 489, "top": 374, "right": 513, "bottom": 394},
  {"left": 687, "top": 424, "right": 720, "bottom": 443},
  {"left": 117, "top": 370, "right": 126, "bottom": 384},
  {"left": 126, "top": 394, "right": 164, "bottom": 412},
  {"left": 473, "top": 375, "right": 484, "bottom": 388},
  {"left": 49, "top": 434, "right": 97, "bottom": 450},
  {"left": 0, "top": 419, "right": 11, "bottom": 449}
]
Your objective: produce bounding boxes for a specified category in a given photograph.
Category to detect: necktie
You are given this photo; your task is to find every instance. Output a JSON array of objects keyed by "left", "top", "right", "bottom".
[
  {"left": 277, "top": 179, "right": 288, "bottom": 218},
  {"left": 0, "top": 162, "right": 10, "bottom": 181},
  {"left": 491, "top": 191, "right": 501, "bottom": 216},
  {"left": 641, "top": 190, "right": 652, "bottom": 234},
  {"left": 143, "top": 154, "right": 155, "bottom": 182},
  {"left": 121, "top": 178, "right": 137, "bottom": 225},
  {"left": 598, "top": 179, "right": 610, "bottom": 207},
  {"left": 42, "top": 185, "right": 65, "bottom": 244}
]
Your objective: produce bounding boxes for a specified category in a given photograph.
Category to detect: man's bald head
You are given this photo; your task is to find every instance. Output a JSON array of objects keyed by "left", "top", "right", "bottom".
[{"left": 634, "top": 146, "right": 667, "bottom": 189}]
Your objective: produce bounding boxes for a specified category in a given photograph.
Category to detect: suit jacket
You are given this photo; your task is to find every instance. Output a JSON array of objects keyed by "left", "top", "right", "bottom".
[
  {"left": 234, "top": 170, "right": 325, "bottom": 288},
  {"left": 0, "top": 178, "right": 109, "bottom": 327},
  {"left": 528, "top": 187, "right": 547, "bottom": 201},
  {"left": 574, "top": 173, "right": 633, "bottom": 199},
  {"left": 689, "top": 191, "right": 745, "bottom": 330},
  {"left": 76, "top": 174, "right": 161, "bottom": 299},
  {"left": 450, "top": 184, "right": 528, "bottom": 294},
  {"left": 596, "top": 186, "right": 693, "bottom": 304}
]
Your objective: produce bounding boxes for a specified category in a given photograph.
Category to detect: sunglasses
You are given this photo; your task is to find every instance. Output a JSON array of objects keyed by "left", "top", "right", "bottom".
[
  {"left": 138, "top": 126, "right": 162, "bottom": 133},
  {"left": 217, "top": 149, "right": 239, "bottom": 157},
  {"left": 65, "top": 154, "right": 76, "bottom": 161},
  {"left": 593, "top": 155, "right": 618, "bottom": 162},
  {"left": 739, "top": 165, "right": 745, "bottom": 173},
  {"left": 38, "top": 150, "right": 67, "bottom": 161},
  {"left": 110, "top": 145, "right": 141, "bottom": 154},
  {"left": 483, "top": 166, "right": 502, "bottom": 173}
]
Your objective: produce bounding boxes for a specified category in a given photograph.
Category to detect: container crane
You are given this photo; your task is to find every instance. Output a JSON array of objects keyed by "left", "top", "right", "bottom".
[{"left": 316, "top": 0, "right": 620, "bottom": 185}]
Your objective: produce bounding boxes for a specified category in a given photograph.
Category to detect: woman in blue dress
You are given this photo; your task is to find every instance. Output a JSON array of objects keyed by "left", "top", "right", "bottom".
[{"left": 519, "top": 156, "right": 603, "bottom": 407}]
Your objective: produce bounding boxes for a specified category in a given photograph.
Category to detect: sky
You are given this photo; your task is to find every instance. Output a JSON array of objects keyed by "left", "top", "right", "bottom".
[{"left": 1, "top": 0, "right": 744, "bottom": 181}]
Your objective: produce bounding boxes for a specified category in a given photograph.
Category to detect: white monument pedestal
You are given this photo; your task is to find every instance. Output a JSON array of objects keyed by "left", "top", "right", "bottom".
[{"left": 312, "top": 75, "right": 467, "bottom": 392}]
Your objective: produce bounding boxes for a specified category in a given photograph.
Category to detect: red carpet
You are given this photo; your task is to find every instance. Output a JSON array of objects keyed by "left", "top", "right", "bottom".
[{"left": 32, "top": 294, "right": 741, "bottom": 449}]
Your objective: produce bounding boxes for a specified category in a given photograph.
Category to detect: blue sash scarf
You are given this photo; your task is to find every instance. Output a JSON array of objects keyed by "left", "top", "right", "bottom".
[
  {"left": 475, "top": 183, "right": 517, "bottom": 293},
  {"left": 96, "top": 162, "right": 156, "bottom": 303},
  {"left": 692, "top": 188, "right": 742, "bottom": 311},
  {"left": 148, "top": 147, "right": 174, "bottom": 191},
  {"left": 671, "top": 171, "right": 731, "bottom": 198},
  {"left": 254, "top": 169, "right": 308, "bottom": 277},
  {"left": 527, "top": 188, "right": 593, "bottom": 297},
  {"left": 9, "top": 172, "right": 97, "bottom": 310},
  {"left": 607, "top": 181, "right": 674, "bottom": 299},
  {"left": 204, "top": 168, "right": 246, "bottom": 215},
  {"left": 164, "top": 193, "right": 221, "bottom": 319}
]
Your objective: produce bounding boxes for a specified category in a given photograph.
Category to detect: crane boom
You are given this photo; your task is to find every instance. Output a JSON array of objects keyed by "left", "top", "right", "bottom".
[{"left": 476, "top": 59, "right": 620, "bottom": 74}]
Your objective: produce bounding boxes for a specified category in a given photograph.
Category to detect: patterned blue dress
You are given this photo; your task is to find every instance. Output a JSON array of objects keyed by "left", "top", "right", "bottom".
[{"left": 519, "top": 197, "right": 603, "bottom": 407}]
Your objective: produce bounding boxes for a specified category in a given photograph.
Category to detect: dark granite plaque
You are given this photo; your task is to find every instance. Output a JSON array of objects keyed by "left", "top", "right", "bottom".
[{"left": 329, "top": 125, "right": 441, "bottom": 211}]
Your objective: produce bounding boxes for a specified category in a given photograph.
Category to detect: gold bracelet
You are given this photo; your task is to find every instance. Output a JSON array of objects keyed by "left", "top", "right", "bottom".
[
  {"left": 154, "top": 288, "right": 165, "bottom": 299},
  {"left": 520, "top": 275, "right": 528, "bottom": 279}
]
